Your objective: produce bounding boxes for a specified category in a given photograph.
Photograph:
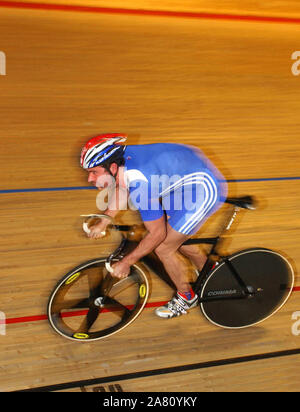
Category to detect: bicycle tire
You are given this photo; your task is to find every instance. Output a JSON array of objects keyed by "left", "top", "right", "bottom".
[
  {"left": 47, "top": 258, "right": 149, "bottom": 341},
  {"left": 200, "top": 248, "right": 294, "bottom": 328}
]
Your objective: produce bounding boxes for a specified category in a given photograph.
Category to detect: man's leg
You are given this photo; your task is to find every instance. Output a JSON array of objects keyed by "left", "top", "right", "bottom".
[
  {"left": 154, "top": 223, "right": 194, "bottom": 294},
  {"left": 155, "top": 173, "right": 223, "bottom": 317},
  {"left": 179, "top": 243, "right": 207, "bottom": 273},
  {"left": 154, "top": 223, "right": 199, "bottom": 318}
]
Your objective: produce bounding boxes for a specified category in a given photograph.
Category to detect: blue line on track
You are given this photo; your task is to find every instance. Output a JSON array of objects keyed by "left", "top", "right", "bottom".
[
  {"left": 0, "top": 186, "right": 96, "bottom": 194},
  {"left": 0, "top": 177, "right": 300, "bottom": 194}
]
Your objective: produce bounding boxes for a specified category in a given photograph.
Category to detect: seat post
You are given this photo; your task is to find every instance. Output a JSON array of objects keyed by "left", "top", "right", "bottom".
[
  {"left": 220, "top": 195, "right": 255, "bottom": 236},
  {"left": 209, "top": 204, "right": 241, "bottom": 259},
  {"left": 224, "top": 205, "right": 241, "bottom": 232}
]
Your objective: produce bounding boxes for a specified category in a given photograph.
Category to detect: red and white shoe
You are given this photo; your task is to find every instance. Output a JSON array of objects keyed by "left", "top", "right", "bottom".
[{"left": 155, "top": 293, "right": 198, "bottom": 319}]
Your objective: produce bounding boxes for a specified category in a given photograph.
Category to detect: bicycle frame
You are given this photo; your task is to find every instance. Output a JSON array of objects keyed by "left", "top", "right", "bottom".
[
  {"left": 106, "top": 197, "right": 255, "bottom": 302},
  {"left": 48, "top": 195, "right": 293, "bottom": 341}
]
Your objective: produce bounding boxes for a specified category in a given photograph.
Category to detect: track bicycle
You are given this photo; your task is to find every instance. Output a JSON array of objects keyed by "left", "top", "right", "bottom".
[{"left": 47, "top": 195, "right": 295, "bottom": 341}]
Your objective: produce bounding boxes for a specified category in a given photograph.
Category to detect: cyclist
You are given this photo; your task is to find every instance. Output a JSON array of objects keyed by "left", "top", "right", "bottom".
[{"left": 80, "top": 133, "right": 227, "bottom": 319}]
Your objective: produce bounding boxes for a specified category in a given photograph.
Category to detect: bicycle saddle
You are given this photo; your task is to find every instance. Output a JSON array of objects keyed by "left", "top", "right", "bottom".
[{"left": 225, "top": 195, "right": 256, "bottom": 210}]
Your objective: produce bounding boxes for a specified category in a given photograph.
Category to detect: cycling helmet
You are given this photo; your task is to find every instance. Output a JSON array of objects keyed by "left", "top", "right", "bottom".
[{"left": 80, "top": 133, "right": 127, "bottom": 169}]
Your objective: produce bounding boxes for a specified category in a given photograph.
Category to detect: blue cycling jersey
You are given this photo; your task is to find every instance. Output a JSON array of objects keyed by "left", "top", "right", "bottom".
[{"left": 123, "top": 143, "right": 227, "bottom": 235}]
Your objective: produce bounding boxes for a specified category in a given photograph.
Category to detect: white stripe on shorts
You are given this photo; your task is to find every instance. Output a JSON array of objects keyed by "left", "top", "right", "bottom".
[
  {"left": 160, "top": 172, "right": 218, "bottom": 235},
  {"left": 179, "top": 175, "right": 218, "bottom": 234}
]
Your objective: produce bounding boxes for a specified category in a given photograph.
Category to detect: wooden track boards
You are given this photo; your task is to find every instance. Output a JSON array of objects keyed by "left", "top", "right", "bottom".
[{"left": 54, "top": 353, "right": 300, "bottom": 392}]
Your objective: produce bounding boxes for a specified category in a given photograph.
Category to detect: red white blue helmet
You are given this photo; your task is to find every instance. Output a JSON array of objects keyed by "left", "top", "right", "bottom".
[{"left": 80, "top": 133, "right": 127, "bottom": 169}]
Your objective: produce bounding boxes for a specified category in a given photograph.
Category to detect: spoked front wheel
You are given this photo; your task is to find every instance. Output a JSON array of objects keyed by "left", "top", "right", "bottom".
[
  {"left": 47, "top": 258, "right": 149, "bottom": 341},
  {"left": 200, "top": 248, "right": 294, "bottom": 328}
]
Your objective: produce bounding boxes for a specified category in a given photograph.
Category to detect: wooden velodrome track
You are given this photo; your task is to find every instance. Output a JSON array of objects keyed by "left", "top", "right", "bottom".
[{"left": 1, "top": 0, "right": 300, "bottom": 393}]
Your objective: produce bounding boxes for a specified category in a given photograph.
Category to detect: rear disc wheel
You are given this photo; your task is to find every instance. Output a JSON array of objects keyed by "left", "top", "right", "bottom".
[{"left": 200, "top": 248, "right": 294, "bottom": 328}]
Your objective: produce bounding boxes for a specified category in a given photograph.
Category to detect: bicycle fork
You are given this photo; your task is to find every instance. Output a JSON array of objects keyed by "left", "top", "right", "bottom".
[{"left": 95, "top": 238, "right": 140, "bottom": 308}]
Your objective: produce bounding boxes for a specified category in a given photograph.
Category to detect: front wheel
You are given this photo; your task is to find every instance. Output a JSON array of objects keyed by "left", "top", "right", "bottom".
[
  {"left": 200, "top": 248, "right": 294, "bottom": 328},
  {"left": 47, "top": 258, "right": 149, "bottom": 341}
]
